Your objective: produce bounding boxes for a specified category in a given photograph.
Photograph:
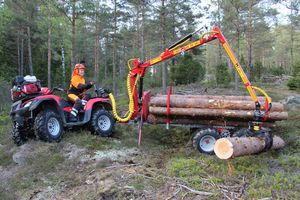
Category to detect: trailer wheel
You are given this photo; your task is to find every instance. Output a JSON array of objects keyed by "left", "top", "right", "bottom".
[{"left": 193, "top": 129, "right": 220, "bottom": 155}]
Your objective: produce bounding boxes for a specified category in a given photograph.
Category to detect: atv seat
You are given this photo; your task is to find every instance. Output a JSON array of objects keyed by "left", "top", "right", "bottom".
[{"left": 59, "top": 99, "right": 74, "bottom": 108}]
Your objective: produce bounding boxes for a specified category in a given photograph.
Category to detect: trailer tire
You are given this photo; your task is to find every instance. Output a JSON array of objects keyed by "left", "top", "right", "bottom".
[{"left": 193, "top": 129, "right": 220, "bottom": 155}]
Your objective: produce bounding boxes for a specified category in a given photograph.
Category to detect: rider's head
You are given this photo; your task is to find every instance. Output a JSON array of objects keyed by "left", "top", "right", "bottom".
[{"left": 73, "top": 64, "right": 85, "bottom": 77}]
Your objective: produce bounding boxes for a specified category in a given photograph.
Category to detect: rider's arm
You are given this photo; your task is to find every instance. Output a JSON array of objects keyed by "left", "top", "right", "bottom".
[
  {"left": 78, "top": 82, "right": 92, "bottom": 90},
  {"left": 71, "top": 76, "right": 93, "bottom": 90}
]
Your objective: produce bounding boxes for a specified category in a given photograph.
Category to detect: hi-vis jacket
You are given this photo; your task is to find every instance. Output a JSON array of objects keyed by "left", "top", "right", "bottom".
[{"left": 68, "top": 64, "right": 92, "bottom": 97}]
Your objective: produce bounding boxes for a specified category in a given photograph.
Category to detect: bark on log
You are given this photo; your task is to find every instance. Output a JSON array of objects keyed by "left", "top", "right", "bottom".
[
  {"left": 156, "top": 94, "right": 268, "bottom": 102},
  {"left": 214, "top": 136, "right": 285, "bottom": 159},
  {"left": 149, "top": 107, "right": 288, "bottom": 121},
  {"left": 150, "top": 97, "right": 283, "bottom": 111},
  {"left": 147, "top": 114, "right": 276, "bottom": 128}
]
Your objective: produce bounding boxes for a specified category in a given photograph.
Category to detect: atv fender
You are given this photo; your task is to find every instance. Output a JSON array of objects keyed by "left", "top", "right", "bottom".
[
  {"left": 83, "top": 101, "right": 112, "bottom": 122},
  {"left": 29, "top": 99, "right": 67, "bottom": 124},
  {"left": 11, "top": 106, "right": 29, "bottom": 126},
  {"left": 10, "top": 101, "right": 29, "bottom": 126}
]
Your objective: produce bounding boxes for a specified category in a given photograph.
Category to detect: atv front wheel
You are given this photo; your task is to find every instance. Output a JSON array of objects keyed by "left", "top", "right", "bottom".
[
  {"left": 193, "top": 128, "right": 220, "bottom": 155},
  {"left": 90, "top": 109, "right": 115, "bottom": 137},
  {"left": 34, "top": 110, "right": 63, "bottom": 142},
  {"left": 11, "top": 123, "right": 26, "bottom": 146}
]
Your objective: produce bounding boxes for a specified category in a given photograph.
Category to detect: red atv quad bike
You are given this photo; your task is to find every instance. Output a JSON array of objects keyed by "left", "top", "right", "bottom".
[{"left": 10, "top": 75, "right": 115, "bottom": 145}]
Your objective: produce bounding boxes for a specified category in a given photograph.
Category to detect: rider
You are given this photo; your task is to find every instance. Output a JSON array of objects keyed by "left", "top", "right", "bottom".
[{"left": 68, "top": 63, "right": 94, "bottom": 122}]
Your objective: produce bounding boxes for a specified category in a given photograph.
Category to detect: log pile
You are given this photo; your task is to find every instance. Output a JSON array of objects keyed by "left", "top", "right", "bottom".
[{"left": 148, "top": 95, "right": 288, "bottom": 126}]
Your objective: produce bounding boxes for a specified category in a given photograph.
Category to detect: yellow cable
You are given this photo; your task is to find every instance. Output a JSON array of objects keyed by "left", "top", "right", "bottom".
[
  {"left": 252, "top": 86, "right": 272, "bottom": 105},
  {"left": 200, "top": 31, "right": 218, "bottom": 39},
  {"left": 108, "top": 67, "right": 139, "bottom": 122},
  {"left": 127, "top": 58, "right": 136, "bottom": 70}
]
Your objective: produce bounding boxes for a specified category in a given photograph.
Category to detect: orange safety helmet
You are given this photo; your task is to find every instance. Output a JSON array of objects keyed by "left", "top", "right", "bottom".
[{"left": 72, "top": 63, "right": 85, "bottom": 76}]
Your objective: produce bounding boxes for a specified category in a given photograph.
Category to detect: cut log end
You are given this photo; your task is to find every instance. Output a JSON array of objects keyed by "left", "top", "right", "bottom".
[
  {"left": 214, "top": 136, "right": 285, "bottom": 159},
  {"left": 214, "top": 138, "right": 234, "bottom": 160}
]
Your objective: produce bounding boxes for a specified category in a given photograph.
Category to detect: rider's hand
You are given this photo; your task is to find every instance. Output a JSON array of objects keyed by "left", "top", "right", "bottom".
[{"left": 90, "top": 81, "right": 95, "bottom": 85}]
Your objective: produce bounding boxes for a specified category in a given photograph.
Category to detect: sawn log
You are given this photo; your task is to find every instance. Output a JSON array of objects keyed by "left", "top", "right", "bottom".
[
  {"left": 147, "top": 114, "right": 276, "bottom": 128},
  {"left": 214, "top": 136, "right": 285, "bottom": 159},
  {"left": 149, "top": 107, "right": 288, "bottom": 121},
  {"left": 149, "top": 96, "right": 283, "bottom": 111}
]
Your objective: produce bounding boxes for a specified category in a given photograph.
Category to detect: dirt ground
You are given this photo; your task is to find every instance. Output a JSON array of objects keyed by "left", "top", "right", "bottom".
[{"left": 1, "top": 82, "right": 300, "bottom": 200}]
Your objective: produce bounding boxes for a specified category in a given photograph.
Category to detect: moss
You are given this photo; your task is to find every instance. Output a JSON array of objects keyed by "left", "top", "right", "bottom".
[
  {"left": 0, "top": 150, "right": 13, "bottom": 167},
  {"left": 9, "top": 145, "right": 66, "bottom": 191},
  {"left": 247, "top": 171, "right": 300, "bottom": 199},
  {"left": 0, "top": 190, "right": 16, "bottom": 200},
  {"left": 131, "top": 175, "right": 145, "bottom": 191}
]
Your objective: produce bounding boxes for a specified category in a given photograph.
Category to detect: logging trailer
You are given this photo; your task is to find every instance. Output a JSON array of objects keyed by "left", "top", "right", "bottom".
[{"left": 106, "top": 26, "right": 287, "bottom": 155}]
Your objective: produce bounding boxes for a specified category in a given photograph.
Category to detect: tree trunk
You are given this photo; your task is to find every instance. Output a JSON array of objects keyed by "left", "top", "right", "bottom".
[
  {"left": 149, "top": 107, "right": 288, "bottom": 121},
  {"left": 217, "top": 0, "right": 222, "bottom": 62},
  {"left": 247, "top": 0, "right": 253, "bottom": 81},
  {"left": 104, "top": 36, "right": 108, "bottom": 79},
  {"left": 290, "top": 5, "right": 294, "bottom": 68},
  {"left": 141, "top": 0, "right": 145, "bottom": 61},
  {"left": 27, "top": 26, "right": 33, "bottom": 75},
  {"left": 70, "top": 0, "right": 76, "bottom": 74},
  {"left": 94, "top": 0, "right": 100, "bottom": 85},
  {"left": 135, "top": 4, "right": 140, "bottom": 53},
  {"left": 112, "top": 0, "right": 117, "bottom": 96},
  {"left": 47, "top": 25, "right": 51, "bottom": 88},
  {"left": 235, "top": 28, "right": 240, "bottom": 91},
  {"left": 161, "top": 0, "right": 167, "bottom": 94},
  {"left": 17, "top": 30, "right": 21, "bottom": 75},
  {"left": 214, "top": 136, "right": 285, "bottom": 159},
  {"left": 20, "top": 32, "right": 24, "bottom": 76},
  {"left": 149, "top": 97, "right": 284, "bottom": 111},
  {"left": 61, "top": 43, "right": 66, "bottom": 88}
]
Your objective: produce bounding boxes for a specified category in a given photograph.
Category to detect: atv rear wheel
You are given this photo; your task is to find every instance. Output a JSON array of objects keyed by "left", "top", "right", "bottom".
[
  {"left": 90, "top": 109, "right": 115, "bottom": 137},
  {"left": 193, "top": 128, "right": 220, "bottom": 155},
  {"left": 11, "top": 123, "right": 26, "bottom": 146},
  {"left": 34, "top": 110, "right": 63, "bottom": 142}
]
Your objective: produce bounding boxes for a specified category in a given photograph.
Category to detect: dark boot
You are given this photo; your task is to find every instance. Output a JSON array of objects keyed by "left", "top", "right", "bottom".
[
  {"left": 69, "top": 99, "right": 82, "bottom": 122},
  {"left": 69, "top": 112, "right": 78, "bottom": 122},
  {"left": 82, "top": 93, "right": 91, "bottom": 107}
]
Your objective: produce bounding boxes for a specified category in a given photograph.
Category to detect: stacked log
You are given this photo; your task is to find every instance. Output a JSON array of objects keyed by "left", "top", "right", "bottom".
[
  {"left": 148, "top": 95, "right": 288, "bottom": 126},
  {"left": 214, "top": 136, "right": 285, "bottom": 159}
]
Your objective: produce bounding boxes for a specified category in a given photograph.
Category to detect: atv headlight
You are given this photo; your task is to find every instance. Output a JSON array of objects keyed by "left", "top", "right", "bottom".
[{"left": 24, "top": 101, "right": 33, "bottom": 108}]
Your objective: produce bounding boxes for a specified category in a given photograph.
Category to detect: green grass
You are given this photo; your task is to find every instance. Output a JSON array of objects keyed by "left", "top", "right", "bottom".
[
  {"left": 9, "top": 145, "right": 66, "bottom": 191},
  {"left": 164, "top": 107, "right": 300, "bottom": 199},
  {"left": 0, "top": 150, "right": 13, "bottom": 167}
]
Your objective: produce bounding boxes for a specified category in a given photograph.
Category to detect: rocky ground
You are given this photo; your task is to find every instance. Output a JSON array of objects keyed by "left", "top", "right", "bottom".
[{"left": 1, "top": 82, "right": 300, "bottom": 200}]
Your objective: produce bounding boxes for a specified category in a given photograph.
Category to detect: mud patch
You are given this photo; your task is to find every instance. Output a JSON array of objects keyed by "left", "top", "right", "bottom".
[
  {"left": 63, "top": 142, "right": 89, "bottom": 160},
  {"left": 92, "top": 148, "right": 139, "bottom": 161}
]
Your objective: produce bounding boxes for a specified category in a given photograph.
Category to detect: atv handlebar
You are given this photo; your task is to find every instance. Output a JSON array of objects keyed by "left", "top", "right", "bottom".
[
  {"left": 93, "top": 84, "right": 111, "bottom": 98},
  {"left": 51, "top": 87, "right": 65, "bottom": 94}
]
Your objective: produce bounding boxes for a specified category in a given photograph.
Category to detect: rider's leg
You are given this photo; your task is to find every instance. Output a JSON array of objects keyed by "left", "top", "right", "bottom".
[
  {"left": 81, "top": 93, "right": 91, "bottom": 107},
  {"left": 68, "top": 94, "right": 83, "bottom": 122}
]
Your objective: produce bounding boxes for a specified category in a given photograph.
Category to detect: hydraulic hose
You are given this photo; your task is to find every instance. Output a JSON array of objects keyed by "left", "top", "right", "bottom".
[{"left": 108, "top": 62, "right": 139, "bottom": 122}]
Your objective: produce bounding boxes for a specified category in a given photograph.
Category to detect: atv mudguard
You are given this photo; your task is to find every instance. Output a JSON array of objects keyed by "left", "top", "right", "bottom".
[
  {"left": 80, "top": 98, "right": 112, "bottom": 124},
  {"left": 28, "top": 97, "right": 67, "bottom": 123}
]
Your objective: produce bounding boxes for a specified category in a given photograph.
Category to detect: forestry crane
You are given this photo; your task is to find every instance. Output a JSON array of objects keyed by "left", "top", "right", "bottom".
[{"left": 107, "top": 26, "right": 273, "bottom": 149}]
